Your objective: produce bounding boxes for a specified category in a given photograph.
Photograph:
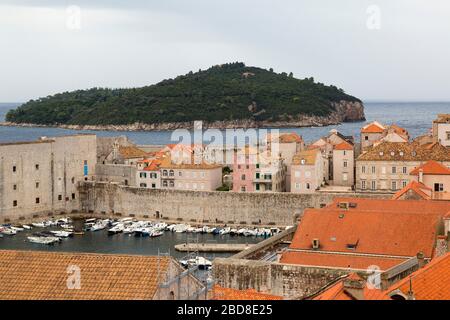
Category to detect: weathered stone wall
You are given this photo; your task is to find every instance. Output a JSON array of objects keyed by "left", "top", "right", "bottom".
[
  {"left": 213, "top": 258, "right": 350, "bottom": 299},
  {"left": 78, "top": 182, "right": 390, "bottom": 226}
]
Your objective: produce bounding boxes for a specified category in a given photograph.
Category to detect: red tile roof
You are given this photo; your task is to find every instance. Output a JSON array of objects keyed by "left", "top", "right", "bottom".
[
  {"left": 361, "top": 123, "right": 384, "bottom": 134},
  {"left": 329, "top": 198, "right": 450, "bottom": 217},
  {"left": 312, "top": 273, "right": 390, "bottom": 300},
  {"left": 385, "top": 253, "right": 450, "bottom": 300},
  {"left": 334, "top": 141, "right": 354, "bottom": 151},
  {"left": 0, "top": 250, "right": 171, "bottom": 300},
  {"left": 392, "top": 181, "right": 432, "bottom": 200},
  {"left": 288, "top": 208, "right": 440, "bottom": 258},
  {"left": 280, "top": 251, "right": 408, "bottom": 271},
  {"left": 212, "top": 285, "right": 282, "bottom": 300},
  {"left": 410, "top": 160, "right": 450, "bottom": 176}
]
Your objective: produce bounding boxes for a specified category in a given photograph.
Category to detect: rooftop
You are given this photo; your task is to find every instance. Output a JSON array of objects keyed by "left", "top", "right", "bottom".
[
  {"left": 410, "top": 160, "right": 450, "bottom": 176},
  {"left": 361, "top": 122, "right": 385, "bottom": 134},
  {"left": 292, "top": 149, "right": 320, "bottom": 165},
  {"left": 0, "top": 250, "right": 170, "bottom": 300},
  {"left": 334, "top": 141, "right": 354, "bottom": 151},
  {"left": 386, "top": 252, "right": 450, "bottom": 300},
  {"left": 212, "top": 285, "right": 282, "bottom": 300},
  {"left": 392, "top": 181, "right": 432, "bottom": 200},
  {"left": 119, "top": 146, "right": 149, "bottom": 159}
]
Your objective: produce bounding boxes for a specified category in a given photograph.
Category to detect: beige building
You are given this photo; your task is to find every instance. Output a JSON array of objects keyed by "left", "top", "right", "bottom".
[
  {"left": 0, "top": 134, "right": 97, "bottom": 221},
  {"left": 432, "top": 114, "right": 450, "bottom": 147},
  {"left": 332, "top": 141, "right": 354, "bottom": 187},
  {"left": 356, "top": 141, "right": 450, "bottom": 193},
  {"left": 290, "top": 149, "right": 324, "bottom": 194}
]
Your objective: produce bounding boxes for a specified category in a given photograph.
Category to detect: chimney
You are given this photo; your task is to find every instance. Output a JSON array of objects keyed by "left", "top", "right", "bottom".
[
  {"left": 343, "top": 277, "right": 365, "bottom": 300},
  {"left": 416, "top": 252, "right": 426, "bottom": 268},
  {"left": 418, "top": 169, "right": 424, "bottom": 183}
]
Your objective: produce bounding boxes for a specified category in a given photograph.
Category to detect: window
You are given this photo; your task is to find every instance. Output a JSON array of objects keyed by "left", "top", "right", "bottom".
[
  {"left": 35, "top": 198, "right": 40, "bottom": 204},
  {"left": 295, "top": 183, "right": 300, "bottom": 189},
  {"left": 240, "top": 186, "right": 246, "bottom": 192},
  {"left": 362, "top": 166, "right": 366, "bottom": 174},
  {"left": 13, "top": 200, "right": 17, "bottom": 207},
  {"left": 361, "top": 181, "right": 366, "bottom": 190},
  {"left": 12, "top": 166, "right": 16, "bottom": 172},
  {"left": 343, "top": 173, "right": 348, "bottom": 181},
  {"left": 402, "top": 181, "right": 407, "bottom": 188},
  {"left": 256, "top": 173, "right": 260, "bottom": 179},
  {"left": 392, "top": 167, "right": 396, "bottom": 174},
  {"left": 13, "top": 184, "right": 17, "bottom": 190},
  {"left": 36, "top": 182, "right": 39, "bottom": 189},
  {"left": 434, "top": 183, "right": 444, "bottom": 192},
  {"left": 343, "top": 161, "right": 348, "bottom": 168},
  {"left": 151, "top": 184, "right": 156, "bottom": 188},
  {"left": 140, "top": 172, "right": 147, "bottom": 178},
  {"left": 256, "top": 184, "right": 260, "bottom": 191},
  {"left": 72, "top": 193, "right": 76, "bottom": 200},
  {"left": 58, "top": 195, "right": 62, "bottom": 201},
  {"left": 446, "top": 131, "right": 450, "bottom": 140},
  {"left": 402, "top": 167, "right": 407, "bottom": 174},
  {"left": 306, "top": 183, "right": 311, "bottom": 190},
  {"left": 256, "top": 164, "right": 260, "bottom": 169},
  {"left": 124, "top": 179, "right": 128, "bottom": 186},
  {"left": 241, "top": 174, "right": 246, "bottom": 181},
  {"left": 163, "top": 170, "right": 168, "bottom": 177},
  {"left": 35, "top": 164, "right": 39, "bottom": 170},
  {"left": 371, "top": 166, "right": 376, "bottom": 174},
  {"left": 169, "top": 170, "right": 174, "bottom": 177},
  {"left": 392, "top": 181, "right": 397, "bottom": 190},
  {"left": 371, "top": 181, "right": 376, "bottom": 190},
  {"left": 71, "top": 177, "right": 75, "bottom": 184},
  {"left": 163, "top": 181, "right": 168, "bottom": 187},
  {"left": 200, "top": 172, "right": 205, "bottom": 178},
  {"left": 365, "top": 136, "right": 369, "bottom": 141},
  {"left": 140, "top": 183, "right": 147, "bottom": 188},
  {"left": 343, "top": 151, "right": 346, "bottom": 156},
  {"left": 179, "top": 171, "right": 182, "bottom": 177},
  {"left": 169, "top": 181, "right": 174, "bottom": 187}
]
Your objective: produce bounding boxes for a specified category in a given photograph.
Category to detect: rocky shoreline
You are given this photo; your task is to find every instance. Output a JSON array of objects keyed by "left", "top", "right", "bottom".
[{"left": 1, "top": 101, "right": 365, "bottom": 132}]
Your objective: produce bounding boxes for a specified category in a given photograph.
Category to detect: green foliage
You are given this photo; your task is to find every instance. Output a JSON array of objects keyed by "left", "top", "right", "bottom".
[
  {"left": 216, "top": 184, "right": 230, "bottom": 192},
  {"left": 6, "top": 62, "right": 361, "bottom": 125}
]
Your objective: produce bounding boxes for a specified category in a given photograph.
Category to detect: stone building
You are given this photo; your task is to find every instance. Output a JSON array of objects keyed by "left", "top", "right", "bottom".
[
  {"left": 432, "top": 114, "right": 450, "bottom": 147},
  {"left": 290, "top": 149, "right": 324, "bottom": 194},
  {"left": 356, "top": 141, "right": 450, "bottom": 193},
  {"left": 0, "top": 134, "right": 97, "bottom": 221}
]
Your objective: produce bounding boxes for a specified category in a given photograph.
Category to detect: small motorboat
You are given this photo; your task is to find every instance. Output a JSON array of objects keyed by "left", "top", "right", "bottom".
[
  {"left": 22, "top": 225, "right": 32, "bottom": 230},
  {"left": 28, "top": 236, "right": 59, "bottom": 245},
  {"left": 219, "top": 227, "right": 231, "bottom": 235},
  {"left": 243, "top": 229, "right": 257, "bottom": 237},
  {"left": 108, "top": 224, "right": 124, "bottom": 235},
  {"left": 32, "top": 222, "right": 46, "bottom": 228},
  {"left": 0, "top": 228, "right": 17, "bottom": 236},
  {"left": 150, "top": 230, "right": 164, "bottom": 237},
  {"left": 50, "top": 230, "right": 73, "bottom": 238},
  {"left": 180, "top": 257, "right": 212, "bottom": 270}
]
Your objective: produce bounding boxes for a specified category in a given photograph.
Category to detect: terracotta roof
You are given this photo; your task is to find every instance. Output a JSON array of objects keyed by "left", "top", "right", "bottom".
[
  {"left": 312, "top": 273, "right": 390, "bottom": 300},
  {"left": 119, "top": 146, "right": 149, "bottom": 159},
  {"left": 385, "top": 253, "right": 450, "bottom": 300},
  {"left": 433, "top": 114, "right": 450, "bottom": 124},
  {"left": 280, "top": 251, "right": 408, "bottom": 271},
  {"left": 410, "top": 160, "right": 450, "bottom": 175},
  {"left": 329, "top": 198, "right": 450, "bottom": 217},
  {"left": 159, "top": 153, "right": 222, "bottom": 170},
  {"left": 361, "top": 122, "right": 384, "bottom": 134},
  {"left": 292, "top": 149, "right": 320, "bottom": 165},
  {"left": 143, "top": 159, "right": 163, "bottom": 171},
  {"left": 357, "top": 141, "right": 450, "bottom": 161},
  {"left": 0, "top": 250, "right": 170, "bottom": 300},
  {"left": 334, "top": 141, "right": 354, "bottom": 151},
  {"left": 267, "top": 132, "right": 303, "bottom": 143},
  {"left": 288, "top": 208, "right": 440, "bottom": 258},
  {"left": 212, "top": 285, "right": 282, "bottom": 300},
  {"left": 392, "top": 181, "right": 432, "bottom": 200},
  {"left": 388, "top": 124, "right": 409, "bottom": 138}
]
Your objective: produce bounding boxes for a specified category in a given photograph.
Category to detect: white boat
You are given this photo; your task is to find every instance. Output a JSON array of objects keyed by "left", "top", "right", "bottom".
[
  {"left": 180, "top": 257, "right": 212, "bottom": 270},
  {"left": 150, "top": 230, "right": 164, "bottom": 237},
  {"left": 50, "top": 230, "right": 72, "bottom": 238},
  {"left": 1, "top": 228, "right": 16, "bottom": 235},
  {"left": 237, "top": 228, "right": 247, "bottom": 236},
  {"left": 32, "top": 222, "right": 46, "bottom": 228},
  {"left": 219, "top": 227, "right": 231, "bottom": 235},
  {"left": 10, "top": 226, "right": 24, "bottom": 232},
  {"left": 123, "top": 226, "right": 136, "bottom": 234},
  {"left": 108, "top": 224, "right": 124, "bottom": 234},
  {"left": 174, "top": 224, "right": 188, "bottom": 233},
  {"left": 22, "top": 225, "right": 32, "bottom": 230},
  {"left": 243, "top": 229, "right": 257, "bottom": 237},
  {"left": 27, "top": 236, "right": 59, "bottom": 245}
]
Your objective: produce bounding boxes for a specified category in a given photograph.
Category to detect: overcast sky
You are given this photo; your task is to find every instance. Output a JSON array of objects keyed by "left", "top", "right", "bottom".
[{"left": 1, "top": 0, "right": 450, "bottom": 102}]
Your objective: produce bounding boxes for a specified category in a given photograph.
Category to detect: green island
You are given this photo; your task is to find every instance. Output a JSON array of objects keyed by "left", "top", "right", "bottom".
[{"left": 6, "top": 62, "right": 364, "bottom": 127}]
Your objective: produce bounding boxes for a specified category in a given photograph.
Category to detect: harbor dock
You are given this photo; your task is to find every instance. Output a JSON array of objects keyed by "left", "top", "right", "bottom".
[{"left": 174, "top": 243, "right": 255, "bottom": 253}]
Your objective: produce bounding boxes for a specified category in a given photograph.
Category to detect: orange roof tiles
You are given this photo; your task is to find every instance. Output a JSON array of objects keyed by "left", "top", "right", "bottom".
[
  {"left": 0, "top": 250, "right": 170, "bottom": 300},
  {"left": 280, "top": 251, "right": 408, "bottom": 271},
  {"left": 385, "top": 253, "right": 450, "bottom": 300},
  {"left": 334, "top": 141, "right": 354, "bottom": 151},
  {"left": 119, "top": 146, "right": 149, "bottom": 159},
  {"left": 410, "top": 160, "right": 450, "bottom": 175},
  {"left": 361, "top": 123, "right": 384, "bottom": 134},
  {"left": 292, "top": 149, "right": 320, "bottom": 165},
  {"left": 312, "top": 273, "right": 389, "bottom": 300},
  {"left": 392, "top": 181, "right": 432, "bottom": 200},
  {"left": 357, "top": 141, "right": 450, "bottom": 161},
  {"left": 212, "top": 285, "right": 282, "bottom": 300},
  {"left": 288, "top": 208, "right": 440, "bottom": 258},
  {"left": 329, "top": 198, "right": 450, "bottom": 217}
]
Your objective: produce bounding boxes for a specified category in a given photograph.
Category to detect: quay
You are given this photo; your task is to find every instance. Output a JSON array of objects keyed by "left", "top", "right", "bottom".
[{"left": 175, "top": 243, "right": 255, "bottom": 253}]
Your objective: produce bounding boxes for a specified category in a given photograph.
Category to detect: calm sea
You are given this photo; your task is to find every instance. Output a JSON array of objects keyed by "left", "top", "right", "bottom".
[{"left": 1, "top": 102, "right": 449, "bottom": 145}]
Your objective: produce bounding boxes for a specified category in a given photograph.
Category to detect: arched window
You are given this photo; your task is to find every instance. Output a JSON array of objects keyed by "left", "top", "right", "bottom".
[
  {"left": 163, "top": 180, "right": 168, "bottom": 187},
  {"left": 163, "top": 170, "right": 168, "bottom": 177},
  {"left": 169, "top": 170, "right": 174, "bottom": 177}
]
